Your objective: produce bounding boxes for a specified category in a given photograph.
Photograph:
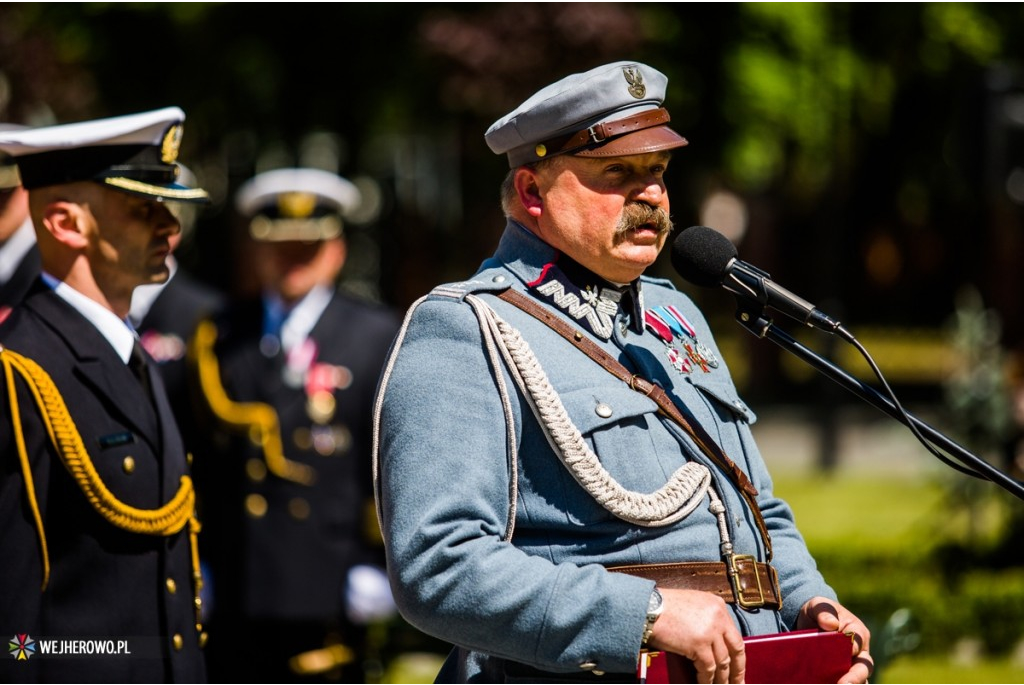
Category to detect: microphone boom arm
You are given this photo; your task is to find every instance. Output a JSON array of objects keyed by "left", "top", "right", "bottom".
[
  {"left": 733, "top": 300, "right": 1024, "bottom": 502},
  {"left": 724, "top": 260, "right": 850, "bottom": 339}
]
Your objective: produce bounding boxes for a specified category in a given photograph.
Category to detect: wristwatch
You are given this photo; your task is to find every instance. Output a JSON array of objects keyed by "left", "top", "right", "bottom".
[{"left": 641, "top": 587, "right": 664, "bottom": 647}]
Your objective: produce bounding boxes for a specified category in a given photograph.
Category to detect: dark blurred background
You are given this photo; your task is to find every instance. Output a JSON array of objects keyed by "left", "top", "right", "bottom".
[{"left": 3, "top": 2, "right": 1023, "bottom": 406}]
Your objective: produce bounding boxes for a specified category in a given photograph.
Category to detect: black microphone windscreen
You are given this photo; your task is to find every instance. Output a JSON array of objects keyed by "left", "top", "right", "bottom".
[{"left": 671, "top": 226, "right": 738, "bottom": 287}]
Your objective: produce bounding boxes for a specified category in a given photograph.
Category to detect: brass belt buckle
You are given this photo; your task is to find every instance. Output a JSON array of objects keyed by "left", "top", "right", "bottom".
[{"left": 727, "top": 554, "right": 766, "bottom": 609}]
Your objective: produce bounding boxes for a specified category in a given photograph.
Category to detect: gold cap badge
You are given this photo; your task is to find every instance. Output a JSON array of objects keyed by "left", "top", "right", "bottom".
[
  {"left": 161, "top": 124, "right": 183, "bottom": 164},
  {"left": 278, "top": 191, "right": 317, "bottom": 219}
]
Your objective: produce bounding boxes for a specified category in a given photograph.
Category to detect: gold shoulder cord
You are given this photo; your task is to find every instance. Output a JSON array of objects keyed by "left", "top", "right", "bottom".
[
  {"left": 187, "top": 319, "right": 315, "bottom": 485},
  {"left": 1, "top": 347, "right": 205, "bottom": 635}
]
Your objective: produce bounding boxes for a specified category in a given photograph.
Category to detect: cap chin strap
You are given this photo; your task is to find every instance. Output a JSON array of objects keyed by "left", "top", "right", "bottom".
[{"left": 530, "top": 107, "right": 676, "bottom": 163}]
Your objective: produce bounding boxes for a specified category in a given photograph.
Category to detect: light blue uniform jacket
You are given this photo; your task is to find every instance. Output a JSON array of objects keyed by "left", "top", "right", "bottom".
[{"left": 375, "top": 221, "right": 835, "bottom": 682}]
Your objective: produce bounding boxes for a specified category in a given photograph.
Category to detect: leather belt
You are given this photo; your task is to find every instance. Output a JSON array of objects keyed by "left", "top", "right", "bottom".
[{"left": 609, "top": 559, "right": 782, "bottom": 611}]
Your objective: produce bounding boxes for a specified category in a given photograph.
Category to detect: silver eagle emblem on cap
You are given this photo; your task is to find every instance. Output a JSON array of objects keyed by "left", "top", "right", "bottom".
[{"left": 623, "top": 66, "right": 646, "bottom": 99}]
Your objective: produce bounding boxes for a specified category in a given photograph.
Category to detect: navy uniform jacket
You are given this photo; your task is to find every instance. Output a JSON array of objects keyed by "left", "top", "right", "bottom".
[
  {"left": 0, "top": 281, "right": 206, "bottom": 683},
  {"left": 195, "top": 289, "right": 400, "bottom": 625},
  {"left": 375, "top": 221, "right": 836, "bottom": 681},
  {"left": 0, "top": 242, "right": 40, "bottom": 311}
]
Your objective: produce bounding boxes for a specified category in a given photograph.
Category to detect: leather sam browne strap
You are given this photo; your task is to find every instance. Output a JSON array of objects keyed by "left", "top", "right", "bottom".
[
  {"left": 609, "top": 560, "right": 782, "bottom": 611},
  {"left": 496, "top": 288, "right": 774, "bottom": 562}
]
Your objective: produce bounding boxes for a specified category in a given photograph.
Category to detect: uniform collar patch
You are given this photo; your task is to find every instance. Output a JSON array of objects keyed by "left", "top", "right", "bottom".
[{"left": 527, "top": 256, "right": 643, "bottom": 340}]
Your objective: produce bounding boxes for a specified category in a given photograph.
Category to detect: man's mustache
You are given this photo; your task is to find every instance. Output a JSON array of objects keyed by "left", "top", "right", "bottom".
[{"left": 615, "top": 203, "right": 673, "bottom": 237}]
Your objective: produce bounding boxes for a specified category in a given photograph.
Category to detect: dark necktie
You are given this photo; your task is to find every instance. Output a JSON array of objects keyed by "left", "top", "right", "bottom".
[{"left": 128, "top": 340, "right": 154, "bottom": 405}]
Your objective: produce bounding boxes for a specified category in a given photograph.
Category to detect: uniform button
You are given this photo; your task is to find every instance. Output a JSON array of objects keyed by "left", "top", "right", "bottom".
[
  {"left": 121, "top": 456, "right": 135, "bottom": 474},
  {"left": 186, "top": 452, "right": 193, "bottom": 466},
  {"left": 492, "top": 275, "right": 506, "bottom": 284},
  {"left": 245, "top": 494, "right": 268, "bottom": 518},
  {"left": 198, "top": 632, "right": 208, "bottom": 649},
  {"left": 579, "top": 661, "right": 598, "bottom": 670},
  {"left": 595, "top": 403, "right": 613, "bottom": 418},
  {"left": 246, "top": 458, "right": 267, "bottom": 482},
  {"left": 288, "top": 497, "right": 311, "bottom": 521},
  {"left": 733, "top": 400, "right": 745, "bottom": 410},
  {"left": 172, "top": 634, "right": 184, "bottom": 651},
  {"left": 166, "top": 578, "right": 177, "bottom": 594}
]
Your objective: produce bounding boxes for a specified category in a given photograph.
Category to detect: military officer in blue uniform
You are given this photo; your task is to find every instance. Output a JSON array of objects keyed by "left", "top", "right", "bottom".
[
  {"left": 374, "top": 62, "right": 873, "bottom": 683},
  {"left": 0, "top": 127, "right": 40, "bottom": 319},
  {"left": 0, "top": 108, "right": 210, "bottom": 682},
  {"left": 191, "top": 167, "right": 401, "bottom": 682}
]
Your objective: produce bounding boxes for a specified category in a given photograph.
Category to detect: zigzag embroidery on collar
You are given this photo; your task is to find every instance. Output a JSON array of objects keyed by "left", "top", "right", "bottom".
[{"left": 535, "top": 279, "right": 618, "bottom": 340}]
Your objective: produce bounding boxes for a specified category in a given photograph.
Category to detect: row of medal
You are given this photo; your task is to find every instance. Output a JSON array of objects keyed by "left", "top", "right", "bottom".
[{"left": 644, "top": 305, "right": 720, "bottom": 374}]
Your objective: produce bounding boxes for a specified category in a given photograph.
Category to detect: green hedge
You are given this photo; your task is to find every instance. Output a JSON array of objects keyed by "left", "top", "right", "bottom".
[{"left": 813, "top": 551, "right": 1024, "bottom": 657}]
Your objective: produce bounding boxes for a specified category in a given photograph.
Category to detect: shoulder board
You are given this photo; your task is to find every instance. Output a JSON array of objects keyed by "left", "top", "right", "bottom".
[{"left": 429, "top": 270, "right": 514, "bottom": 301}]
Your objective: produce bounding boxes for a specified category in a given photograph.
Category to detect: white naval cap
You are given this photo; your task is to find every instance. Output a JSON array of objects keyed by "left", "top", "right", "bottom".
[
  {"left": 0, "top": 106, "right": 209, "bottom": 203},
  {"left": 235, "top": 167, "right": 361, "bottom": 242},
  {"left": 485, "top": 61, "right": 688, "bottom": 168}
]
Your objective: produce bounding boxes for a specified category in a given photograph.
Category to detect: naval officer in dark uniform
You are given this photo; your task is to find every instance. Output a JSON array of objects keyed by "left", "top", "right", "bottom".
[
  {"left": 0, "top": 108, "right": 210, "bottom": 683},
  {"left": 0, "top": 126, "right": 40, "bottom": 320},
  {"left": 191, "top": 167, "right": 401, "bottom": 683}
]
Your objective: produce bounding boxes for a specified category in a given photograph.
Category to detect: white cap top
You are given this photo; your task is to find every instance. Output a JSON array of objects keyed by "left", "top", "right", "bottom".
[
  {"left": 0, "top": 106, "right": 208, "bottom": 203},
  {"left": 0, "top": 107, "right": 185, "bottom": 157},
  {"left": 235, "top": 167, "right": 361, "bottom": 242}
]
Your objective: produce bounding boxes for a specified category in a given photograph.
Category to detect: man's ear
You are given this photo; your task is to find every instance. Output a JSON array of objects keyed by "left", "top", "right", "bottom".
[
  {"left": 514, "top": 167, "right": 544, "bottom": 218},
  {"left": 40, "top": 201, "right": 89, "bottom": 249}
]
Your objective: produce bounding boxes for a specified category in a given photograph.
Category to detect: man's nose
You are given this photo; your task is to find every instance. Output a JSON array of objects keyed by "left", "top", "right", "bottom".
[{"left": 633, "top": 178, "right": 665, "bottom": 206}]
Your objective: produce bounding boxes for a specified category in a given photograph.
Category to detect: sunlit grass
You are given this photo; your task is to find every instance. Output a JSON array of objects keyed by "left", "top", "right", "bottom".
[
  {"left": 882, "top": 653, "right": 1024, "bottom": 684},
  {"left": 771, "top": 473, "right": 948, "bottom": 555}
]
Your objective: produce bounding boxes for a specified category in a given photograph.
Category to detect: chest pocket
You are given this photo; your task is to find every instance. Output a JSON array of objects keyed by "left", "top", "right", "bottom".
[
  {"left": 531, "top": 384, "right": 688, "bottom": 526},
  {"left": 686, "top": 373, "right": 757, "bottom": 425}
]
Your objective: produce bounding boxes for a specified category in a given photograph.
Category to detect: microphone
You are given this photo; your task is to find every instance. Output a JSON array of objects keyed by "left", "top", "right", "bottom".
[{"left": 671, "top": 225, "right": 850, "bottom": 338}]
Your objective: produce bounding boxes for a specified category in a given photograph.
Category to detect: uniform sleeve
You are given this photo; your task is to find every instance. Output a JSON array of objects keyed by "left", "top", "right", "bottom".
[
  {"left": 376, "top": 296, "right": 654, "bottom": 674},
  {"left": 0, "top": 369, "right": 47, "bottom": 678}
]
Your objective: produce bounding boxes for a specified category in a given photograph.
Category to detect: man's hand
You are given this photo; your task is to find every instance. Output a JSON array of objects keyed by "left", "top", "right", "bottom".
[
  {"left": 646, "top": 588, "right": 746, "bottom": 684},
  {"left": 796, "top": 596, "right": 873, "bottom": 684}
]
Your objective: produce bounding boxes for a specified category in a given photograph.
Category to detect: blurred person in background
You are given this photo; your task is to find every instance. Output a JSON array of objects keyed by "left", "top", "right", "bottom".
[
  {"left": 191, "top": 167, "right": 401, "bottom": 683},
  {"left": 0, "top": 123, "right": 39, "bottom": 321}
]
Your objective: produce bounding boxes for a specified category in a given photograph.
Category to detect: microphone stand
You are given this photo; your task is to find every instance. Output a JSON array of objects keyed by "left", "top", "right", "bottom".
[{"left": 733, "top": 300, "right": 1024, "bottom": 502}]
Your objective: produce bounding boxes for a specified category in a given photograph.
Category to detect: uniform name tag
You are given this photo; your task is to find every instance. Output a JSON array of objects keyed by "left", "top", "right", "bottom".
[{"left": 98, "top": 432, "right": 136, "bottom": 448}]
